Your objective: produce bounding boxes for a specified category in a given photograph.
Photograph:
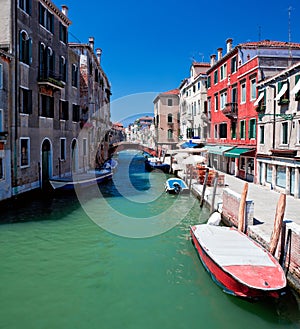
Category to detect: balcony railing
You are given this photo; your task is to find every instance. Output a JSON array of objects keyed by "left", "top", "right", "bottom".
[
  {"left": 38, "top": 70, "right": 64, "bottom": 89},
  {"left": 223, "top": 102, "right": 238, "bottom": 119}
]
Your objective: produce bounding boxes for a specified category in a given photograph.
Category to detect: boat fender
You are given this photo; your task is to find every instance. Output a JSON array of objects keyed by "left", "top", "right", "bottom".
[{"left": 207, "top": 212, "right": 221, "bottom": 226}]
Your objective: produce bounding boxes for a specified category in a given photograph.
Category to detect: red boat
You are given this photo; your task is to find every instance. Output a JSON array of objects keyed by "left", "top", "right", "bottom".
[{"left": 190, "top": 224, "right": 287, "bottom": 299}]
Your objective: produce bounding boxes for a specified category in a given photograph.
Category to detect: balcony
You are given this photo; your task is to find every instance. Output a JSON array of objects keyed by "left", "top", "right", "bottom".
[
  {"left": 223, "top": 102, "right": 238, "bottom": 119},
  {"left": 38, "top": 70, "right": 64, "bottom": 90}
]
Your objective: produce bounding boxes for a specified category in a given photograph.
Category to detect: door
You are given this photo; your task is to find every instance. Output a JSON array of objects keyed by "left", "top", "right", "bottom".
[{"left": 41, "top": 139, "right": 51, "bottom": 189}]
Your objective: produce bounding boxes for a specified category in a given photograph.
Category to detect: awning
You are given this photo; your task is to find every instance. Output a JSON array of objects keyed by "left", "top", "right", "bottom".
[
  {"left": 224, "top": 147, "right": 255, "bottom": 158},
  {"left": 205, "top": 145, "right": 235, "bottom": 156},
  {"left": 275, "top": 83, "right": 288, "bottom": 100},
  {"left": 291, "top": 79, "right": 300, "bottom": 95},
  {"left": 181, "top": 141, "right": 198, "bottom": 149},
  {"left": 254, "top": 92, "right": 264, "bottom": 106}
]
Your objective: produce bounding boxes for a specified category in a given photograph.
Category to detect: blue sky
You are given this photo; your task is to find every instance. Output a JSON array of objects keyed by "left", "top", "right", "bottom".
[{"left": 62, "top": 0, "right": 300, "bottom": 123}]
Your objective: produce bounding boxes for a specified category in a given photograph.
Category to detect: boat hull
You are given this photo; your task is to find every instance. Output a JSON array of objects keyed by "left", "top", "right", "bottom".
[
  {"left": 145, "top": 160, "right": 170, "bottom": 173},
  {"left": 49, "top": 171, "right": 113, "bottom": 191},
  {"left": 165, "top": 178, "right": 189, "bottom": 194},
  {"left": 190, "top": 225, "right": 286, "bottom": 299}
]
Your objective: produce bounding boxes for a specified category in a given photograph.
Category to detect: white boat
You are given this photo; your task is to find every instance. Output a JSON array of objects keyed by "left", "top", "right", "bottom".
[
  {"left": 190, "top": 220, "right": 287, "bottom": 299},
  {"left": 49, "top": 169, "right": 112, "bottom": 191},
  {"left": 165, "top": 178, "right": 189, "bottom": 194}
]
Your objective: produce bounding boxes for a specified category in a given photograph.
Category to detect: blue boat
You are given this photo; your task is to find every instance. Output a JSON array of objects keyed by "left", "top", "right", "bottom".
[
  {"left": 145, "top": 158, "right": 170, "bottom": 173},
  {"left": 165, "top": 178, "right": 189, "bottom": 194}
]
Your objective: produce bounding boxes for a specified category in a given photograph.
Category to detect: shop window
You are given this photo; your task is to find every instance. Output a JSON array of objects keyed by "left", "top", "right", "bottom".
[
  {"left": 266, "top": 164, "right": 272, "bottom": 183},
  {"left": 276, "top": 165, "right": 286, "bottom": 188}
]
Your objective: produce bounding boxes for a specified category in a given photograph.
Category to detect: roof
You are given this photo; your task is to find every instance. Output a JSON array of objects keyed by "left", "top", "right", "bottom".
[
  {"left": 162, "top": 88, "right": 179, "bottom": 95},
  {"left": 239, "top": 40, "right": 300, "bottom": 49},
  {"left": 192, "top": 62, "right": 211, "bottom": 67}
]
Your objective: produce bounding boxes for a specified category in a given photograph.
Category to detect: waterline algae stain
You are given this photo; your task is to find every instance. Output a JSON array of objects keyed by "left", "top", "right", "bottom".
[{"left": 0, "top": 151, "right": 299, "bottom": 329}]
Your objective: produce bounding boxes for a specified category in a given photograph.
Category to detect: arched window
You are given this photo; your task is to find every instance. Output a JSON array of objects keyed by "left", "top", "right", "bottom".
[
  {"left": 168, "top": 129, "right": 173, "bottom": 139},
  {"left": 59, "top": 56, "right": 67, "bottom": 82},
  {"left": 19, "top": 30, "right": 32, "bottom": 65}
]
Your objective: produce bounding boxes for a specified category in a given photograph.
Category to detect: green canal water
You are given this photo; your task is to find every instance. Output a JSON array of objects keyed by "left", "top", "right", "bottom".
[{"left": 0, "top": 151, "right": 299, "bottom": 329}]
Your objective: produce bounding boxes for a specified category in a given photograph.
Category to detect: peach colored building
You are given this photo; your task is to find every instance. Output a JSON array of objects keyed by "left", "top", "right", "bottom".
[{"left": 153, "top": 89, "right": 180, "bottom": 153}]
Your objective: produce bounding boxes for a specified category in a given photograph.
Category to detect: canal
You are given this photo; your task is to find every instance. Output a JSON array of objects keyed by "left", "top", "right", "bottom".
[{"left": 0, "top": 150, "right": 299, "bottom": 329}]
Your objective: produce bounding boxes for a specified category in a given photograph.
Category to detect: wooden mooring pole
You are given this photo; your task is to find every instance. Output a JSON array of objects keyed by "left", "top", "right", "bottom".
[
  {"left": 269, "top": 193, "right": 286, "bottom": 256},
  {"left": 200, "top": 168, "right": 209, "bottom": 208},
  {"left": 238, "top": 183, "right": 248, "bottom": 233},
  {"left": 210, "top": 172, "right": 219, "bottom": 214}
]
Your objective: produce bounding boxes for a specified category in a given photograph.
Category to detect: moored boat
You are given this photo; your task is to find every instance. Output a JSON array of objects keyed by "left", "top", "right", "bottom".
[
  {"left": 165, "top": 178, "right": 189, "bottom": 194},
  {"left": 145, "top": 157, "right": 170, "bottom": 173},
  {"left": 190, "top": 222, "right": 286, "bottom": 299},
  {"left": 49, "top": 169, "right": 112, "bottom": 191}
]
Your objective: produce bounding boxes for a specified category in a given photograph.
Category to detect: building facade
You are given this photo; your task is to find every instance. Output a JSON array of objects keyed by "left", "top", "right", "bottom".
[
  {"left": 256, "top": 62, "right": 300, "bottom": 198},
  {"left": 153, "top": 89, "right": 180, "bottom": 154},
  {"left": 206, "top": 39, "right": 300, "bottom": 182},
  {"left": 0, "top": 1, "right": 112, "bottom": 201},
  {"left": 179, "top": 62, "right": 210, "bottom": 143}
]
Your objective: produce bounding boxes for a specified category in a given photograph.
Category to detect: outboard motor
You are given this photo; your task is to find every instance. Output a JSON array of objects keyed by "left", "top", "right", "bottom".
[{"left": 173, "top": 182, "right": 182, "bottom": 194}]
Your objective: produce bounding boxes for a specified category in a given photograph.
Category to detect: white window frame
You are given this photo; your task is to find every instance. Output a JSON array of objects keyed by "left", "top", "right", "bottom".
[
  {"left": 214, "top": 94, "right": 218, "bottom": 112},
  {"left": 281, "top": 122, "right": 288, "bottom": 145},
  {"left": 20, "top": 137, "right": 30, "bottom": 168},
  {"left": 220, "top": 63, "right": 227, "bottom": 81},
  {"left": 241, "top": 82, "right": 246, "bottom": 104},
  {"left": 220, "top": 91, "right": 227, "bottom": 110},
  {"left": 250, "top": 78, "right": 256, "bottom": 101}
]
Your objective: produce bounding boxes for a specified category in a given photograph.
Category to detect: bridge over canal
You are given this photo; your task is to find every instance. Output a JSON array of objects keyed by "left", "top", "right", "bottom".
[{"left": 109, "top": 142, "right": 157, "bottom": 157}]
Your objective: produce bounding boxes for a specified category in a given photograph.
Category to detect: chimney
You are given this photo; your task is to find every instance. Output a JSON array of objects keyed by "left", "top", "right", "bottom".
[
  {"left": 89, "top": 37, "right": 94, "bottom": 51},
  {"left": 217, "top": 48, "right": 223, "bottom": 60},
  {"left": 61, "top": 5, "right": 68, "bottom": 17},
  {"left": 96, "top": 48, "right": 102, "bottom": 64},
  {"left": 210, "top": 54, "right": 216, "bottom": 66},
  {"left": 226, "top": 38, "right": 233, "bottom": 53}
]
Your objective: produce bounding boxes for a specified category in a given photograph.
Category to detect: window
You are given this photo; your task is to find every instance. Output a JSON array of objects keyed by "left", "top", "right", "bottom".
[
  {"left": 231, "top": 56, "right": 237, "bottom": 73},
  {"left": 39, "top": 44, "right": 55, "bottom": 79},
  {"left": 59, "top": 56, "right": 67, "bottom": 82},
  {"left": 59, "top": 100, "right": 69, "bottom": 120},
  {"left": 167, "top": 129, "right": 173, "bottom": 139},
  {"left": 59, "top": 22, "right": 67, "bottom": 43},
  {"left": 72, "top": 64, "right": 78, "bottom": 87},
  {"left": 197, "top": 81, "right": 201, "bottom": 90},
  {"left": 249, "top": 118, "right": 256, "bottom": 139},
  {"left": 83, "top": 138, "right": 87, "bottom": 156},
  {"left": 220, "top": 90, "right": 227, "bottom": 110},
  {"left": 39, "top": 3, "right": 54, "bottom": 33},
  {"left": 231, "top": 121, "right": 236, "bottom": 139},
  {"left": 266, "top": 164, "right": 272, "bottom": 183},
  {"left": 277, "top": 81, "right": 289, "bottom": 104},
  {"left": 214, "top": 124, "right": 218, "bottom": 138},
  {"left": 231, "top": 86, "right": 237, "bottom": 103},
  {"left": 40, "top": 94, "right": 54, "bottom": 118},
  {"left": 19, "top": 0, "right": 31, "bottom": 15},
  {"left": 281, "top": 122, "right": 288, "bottom": 144},
  {"left": 0, "top": 64, "right": 2, "bottom": 89},
  {"left": 214, "top": 94, "right": 219, "bottom": 112},
  {"left": 259, "top": 125, "right": 265, "bottom": 144},
  {"left": 60, "top": 138, "right": 66, "bottom": 161},
  {"left": 72, "top": 104, "right": 80, "bottom": 122},
  {"left": 19, "top": 87, "right": 32, "bottom": 114},
  {"left": 276, "top": 166, "right": 286, "bottom": 188},
  {"left": 214, "top": 70, "right": 218, "bottom": 84},
  {"left": 167, "top": 99, "right": 172, "bottom": 106},
  {"left": 20, "top": 137, "right": 30, "bottom": 167},
  {"left": 207, "top": 76, "right": 211, "bottom": 88},
  {"left": 220, "top": 63, "right": 227, "bottom": 80},
  {"left": 241, "top": 82, "right": 246, "bottom": 103},
  {"left": 240, "top": 120, "right": 245, "bottom": 139},
  {"left": 250, "top": 78, "right": 256, "bottom": 100},
  {"left": 167, "top": 113, "right": 172, "bottom": 123},
  {"left": 219, "top": 123, "right": 227, "bottom": 138},
  {"left": 19, "top": 30, "right": 32, "bottom": 65}
]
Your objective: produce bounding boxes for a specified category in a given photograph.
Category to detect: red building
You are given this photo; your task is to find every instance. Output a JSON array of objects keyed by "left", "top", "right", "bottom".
[{"left": 206, "top": 39, "right": 300, "bottom": 182}]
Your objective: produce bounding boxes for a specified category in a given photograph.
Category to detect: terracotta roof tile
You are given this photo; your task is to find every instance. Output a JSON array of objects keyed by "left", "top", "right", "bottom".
[
  {"left": 162, "top": 88, "right": 179, "bottom": 95},
  {"left": 239, "top": 40, "right": 300, "bottom": 49}
]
